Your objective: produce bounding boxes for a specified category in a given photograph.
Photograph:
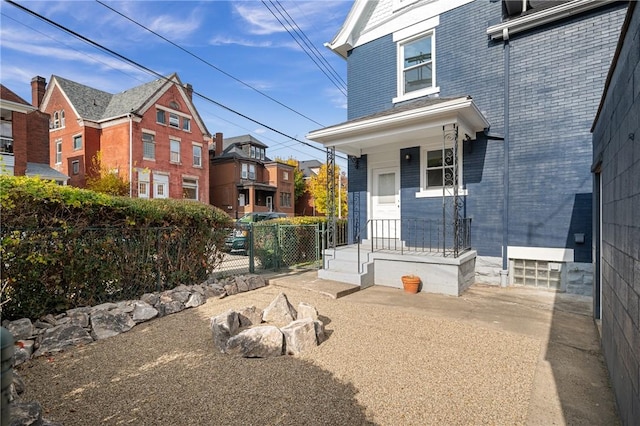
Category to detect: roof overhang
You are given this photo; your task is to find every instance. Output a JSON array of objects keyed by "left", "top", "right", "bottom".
[
  {"left": 487, "top": 0, "right": 619, "bottom": 40},
  {"left": 237, "top": 182, "right": 277, "bottom": 192},
  {"left": 306, "top": 97, "right": 490, "bottom": 157},
  {"left": 0, "top": 99, "right": 36, "bottom": 114}
]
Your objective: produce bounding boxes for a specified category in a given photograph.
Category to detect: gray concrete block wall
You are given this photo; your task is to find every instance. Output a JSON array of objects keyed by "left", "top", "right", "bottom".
[{"left": 592, "top": 4, "right": 640, "bottom": 424}]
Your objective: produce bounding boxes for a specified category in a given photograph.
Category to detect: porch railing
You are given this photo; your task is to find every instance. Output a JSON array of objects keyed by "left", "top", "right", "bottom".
[{"left": 355, "top": 218, "right": 472, "bottom": 273}]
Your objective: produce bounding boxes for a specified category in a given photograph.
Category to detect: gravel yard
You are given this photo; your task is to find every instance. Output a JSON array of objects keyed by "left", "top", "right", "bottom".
[{"left": 18, "top": 278, "right": 541, "bottom": 425}]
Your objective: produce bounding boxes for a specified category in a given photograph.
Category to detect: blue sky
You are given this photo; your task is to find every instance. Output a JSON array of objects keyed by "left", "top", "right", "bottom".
[{"left": 0, "top": 0, "right": 352, "bottom": 168}]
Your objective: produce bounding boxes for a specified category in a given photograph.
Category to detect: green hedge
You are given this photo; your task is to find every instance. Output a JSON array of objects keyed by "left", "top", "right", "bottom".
[{"left": 0, "top": 176, "right": 232, "bottom": 320}]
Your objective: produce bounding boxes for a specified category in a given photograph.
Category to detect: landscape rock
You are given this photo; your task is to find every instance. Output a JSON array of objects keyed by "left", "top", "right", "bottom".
[
  {"left": 91, "top": 302, "right": 118, "bottom": 312},
  {"left": 235, "top": 276, "right": 250, "bottom": 293},
  {"left": 262, "top": 292, "right": 297, "bottom": 326},
  {"left": 314, "top": 320, "right": 327, "bottom": 344},
  {"left": 67, "top": 312, "right": 90, "bottom": 328},
  {"left": 140, "top": 293, "right": 159, "bottom": 306},
  {"left": 170, "top": 291, "right": 191, "bottom": 304},
  {"left": 42, "top": 314, "right": 57, "bottom": 326},
  {"left": 237, "top": 306, "right": 263, "bottom": 327},
  {"left": 34, "top": 324, "right": 93, "bottom": 357},
  {"left": 210, "top": 310, "right": 239, "bottom": 353},
  {"left": 203, "top": 284, "right": 226, "bottom": 298},
  {"left": 10, "top": 401, "right": 43, "bottom": 426},
  {"left": 115, "top": 301, "right": 135, "bottom": 313},
  {"left": 224, "top": 282, "right": 238, "bottom": 296},
  {"left": 6, "top": 318, "right": 33, "bottom": 341},
  {"left": 185, "top": 293, "right": 205, "bottom": 308},
  {"left": 13, "top": 340, "right": 34, "bottom": 366},
  {"left": 297, "top": 302, "right": 318, "bottom": 321},
  {"left": 90, "top": 310, "right": 135, "bottom": 340},
  {"left": 160, "top": 301, "right": 185, "bottom": 316},
  {"left": 246, "top": 275, "right": 267, "bottom": 290},
  {"left": 281, "top": 318, "right": 318, "bottom": 355},
  {"left": 226, "top": 326, "right": 284, "bottom": 358},
  {"left": 132, "top": 301, "right": 158, "bottom": 323}
]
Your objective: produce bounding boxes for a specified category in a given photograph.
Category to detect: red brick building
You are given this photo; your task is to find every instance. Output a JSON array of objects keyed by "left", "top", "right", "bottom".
[
  {"left": 209, "top": 135, "right": 294, "bottom": 218},
  {"left": 0, "top": 82, "right": 68, "bottom": 183},
  {"left": 35, "top": 73, "right": 211, "bottom": 201}
]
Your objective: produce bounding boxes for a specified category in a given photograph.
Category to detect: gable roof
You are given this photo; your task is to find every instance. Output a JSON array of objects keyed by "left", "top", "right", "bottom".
[
  {"left": 298, "top": 159, "right": 322, "bottom": 178},
  {"left": 0, "top": 84, "right": 37, "bottom": 113},
  {"left": 41, "top": 74, "right": 210, "bottom": 136}
]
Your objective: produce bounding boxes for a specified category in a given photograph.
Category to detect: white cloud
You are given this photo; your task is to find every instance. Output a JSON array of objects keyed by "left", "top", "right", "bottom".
[
  {"left": 209, "top": 35, "right": 275, "bottom": 48},
  {"left": 325, "top": 87, "right": 347, "bottom": 110}
]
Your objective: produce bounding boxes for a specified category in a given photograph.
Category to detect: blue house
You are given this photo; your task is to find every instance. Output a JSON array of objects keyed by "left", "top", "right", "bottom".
[{"left": 307, "top": 0, "right": 627, "bottom": 295}]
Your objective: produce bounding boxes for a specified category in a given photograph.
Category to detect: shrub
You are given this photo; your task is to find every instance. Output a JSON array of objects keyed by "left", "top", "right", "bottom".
[{"left": 0, "top": 176, "right": 231, "bottom": 320}]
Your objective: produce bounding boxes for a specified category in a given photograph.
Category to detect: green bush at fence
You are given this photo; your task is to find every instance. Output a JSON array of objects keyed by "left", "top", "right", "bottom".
[{"left": 0, "top": 176, "right": 232, "bottom": 320}]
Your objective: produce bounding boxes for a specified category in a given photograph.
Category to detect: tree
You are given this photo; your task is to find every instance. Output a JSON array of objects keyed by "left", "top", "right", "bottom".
[
  {"left": 308, "top": 164, "right": 347, "bottom": 217},
  {"left": 85, "top": 151, "right": 129, "bottom": 196},
  {"left": 275, "top": 157, "right": 305, "bottom": 202}
]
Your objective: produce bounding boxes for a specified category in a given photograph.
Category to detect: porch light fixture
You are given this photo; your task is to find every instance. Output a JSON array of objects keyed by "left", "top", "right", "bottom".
[
  {"left": 405, "top": 153, "right": 412, "bottom": 161},
  {"left": 350, "top": 156, "right": 360, "bottom": 169}
]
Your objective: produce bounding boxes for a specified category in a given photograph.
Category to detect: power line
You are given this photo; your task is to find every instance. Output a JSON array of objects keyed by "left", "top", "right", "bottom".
[
  {"left": 272, "top": 0, "right": 347, "bottom": 89},
  {"left": 94, "top": 0, "right": 325, "bottom": 128},
  {"left": 4, "top": 0, "right": 347, "bottom": 161},
  {"left": 261, "top": 0, "right": 347, "bottom": 97}
]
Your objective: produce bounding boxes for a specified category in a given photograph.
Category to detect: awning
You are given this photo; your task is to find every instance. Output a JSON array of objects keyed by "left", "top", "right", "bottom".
[
  {"left": 236, "top": 182, "right": 277, "bottom": 192},
  {"left": 307, "top": 96, "right": 490, "bottom": 157}
]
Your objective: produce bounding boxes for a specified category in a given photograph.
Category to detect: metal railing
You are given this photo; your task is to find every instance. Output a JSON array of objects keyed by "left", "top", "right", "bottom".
[{"left": 354, "top": 218, "right": 472, "bottom": 273}]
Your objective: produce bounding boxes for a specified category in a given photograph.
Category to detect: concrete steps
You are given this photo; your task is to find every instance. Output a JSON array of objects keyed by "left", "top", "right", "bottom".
[{"left": 320, "top": 245, "right": 374, "bottom": 288}]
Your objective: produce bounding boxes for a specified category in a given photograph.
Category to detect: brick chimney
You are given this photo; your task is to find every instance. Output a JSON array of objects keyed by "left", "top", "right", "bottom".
[
  {"left": 184, "top": 83, "right": 193, "bottom": 101},
  {"left": 31, "top": 76, "right": 46, "bottom": 108},
  {"left": 214, "top": 132, "right": 223, "bottom": 157}
]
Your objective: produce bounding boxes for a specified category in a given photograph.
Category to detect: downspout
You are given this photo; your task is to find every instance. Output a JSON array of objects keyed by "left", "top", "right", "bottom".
[
  {"left": 128, "top": 113, "right": 133, "bottom": 198},
  {"left": 501, "top": 28, "right": 510, "bottom": 287}
]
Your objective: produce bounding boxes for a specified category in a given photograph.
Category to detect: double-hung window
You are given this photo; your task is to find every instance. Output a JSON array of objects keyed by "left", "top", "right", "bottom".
[
  {"left": 182, "top": 177, "right": 198, "bottom": 200},
  {"left": 182, "top": 118, "right": 191, "bottom": 132},
  {"left": 169, "top": 113, "right": 180, "bottom": 128},
  {"left": 394, "top": 21, "right": 439, "bottom": 103},
  {"left": 73, "top": 135, "right": 82, "bottom": 150},
  {"left": 192, "top": 144, "right": 202, "bottom": 167},
  {"left": 156, "top": 109, "right": 166, "bottom": 124},
  {"left": 143, "top": 133, "right": 155, "bottom": 160},
  {"left": 170, "top": 139, "right": 181, "bottom": 163},
  {"left": 280, "top": 192, "right": 291, "bottom": 208},
  {"left": 416, "top": 141, "right": 466, "bottom": 198},
  {"left": 55, "top": 140, "right": 62, "bottom": 164},
  {"left": 241, "top": 163, "right": 256, "bottom": 180}
]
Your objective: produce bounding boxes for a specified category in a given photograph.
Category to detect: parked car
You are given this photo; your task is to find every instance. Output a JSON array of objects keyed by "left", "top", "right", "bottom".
[{"left": 225, "top": 212, "right": 287, "bottom": 253}]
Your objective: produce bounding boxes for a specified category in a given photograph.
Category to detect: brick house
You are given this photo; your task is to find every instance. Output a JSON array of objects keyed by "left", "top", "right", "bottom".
[
  {"left": 307, "top": 0, "right": 627, "bottom": 295},
  {"left": 209, "top": 134, "right": 294, "bottom": 218},
  {"left": 0, "top": 82, "right": 68, "bottom": 183},
  {"left": 591, "top": 3, "right": 640, "bottom": 423},
  {"left": 34, "top": 73, "right": 211, "bottom": 201}
]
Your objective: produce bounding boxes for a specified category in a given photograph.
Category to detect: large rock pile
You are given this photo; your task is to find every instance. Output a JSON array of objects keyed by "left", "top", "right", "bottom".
[
  {"left": 210, "top": 292, "right": 326, "bottom": 357},
  {"left": 3, "top": 275, "right": 267, "bottom": 426}
]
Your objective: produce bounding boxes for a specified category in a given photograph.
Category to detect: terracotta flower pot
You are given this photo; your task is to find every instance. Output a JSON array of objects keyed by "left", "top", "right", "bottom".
[{"left": 401, "top": 275, "right": 420, "bottom": 294}]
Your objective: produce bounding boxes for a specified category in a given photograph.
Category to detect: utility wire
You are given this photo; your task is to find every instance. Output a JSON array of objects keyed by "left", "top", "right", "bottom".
[
  {"left": 4, "top": 0, "right": 347, "bottom": 161},
  {"left": 272, "top": 0, "right": 347, "bottom": 90},
  {"left": 95, "top": 0, "right": 325, "bottom": 128},
  {"left": 261, "top": 0, "right": 347, "bottom": 97}
]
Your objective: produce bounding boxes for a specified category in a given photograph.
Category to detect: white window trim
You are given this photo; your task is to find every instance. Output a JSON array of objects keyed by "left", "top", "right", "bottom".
[
  {"left": 192, "top": 143, "right": 202, "bottom": 168},
  {"left": 182, "top": 176, "right": 199, "bottom": 201},
  {"left": 169, "top": 112, "right": 180, "bottom": 128},
  {"left": 138, "top": 170, "right": 150, "bottom": 199},
  {"left": 170, "top": 138, "right": 181, "bottom": 164},
  {"left": 55, "top": 140, "right": 62, "bottom": 164},
  {"left": 391, "top": 29, "right": 440, "bottom": 103},
  {"left": 142, "top": 132, "right": 156, "bottom": 161},
  {"left": 241, "top": 163, "right": 248, "bottom": 179},
  {"left": 415, "top": 142, "right": 467, "bottom": 198}
]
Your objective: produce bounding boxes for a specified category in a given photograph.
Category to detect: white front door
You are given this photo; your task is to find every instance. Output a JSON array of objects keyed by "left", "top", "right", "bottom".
[
  {"left": 153, "top": 173, "right": 169, "bottom": 199},
  {"left": 371, "top": 167, "right": 400, "bottom": 239}
]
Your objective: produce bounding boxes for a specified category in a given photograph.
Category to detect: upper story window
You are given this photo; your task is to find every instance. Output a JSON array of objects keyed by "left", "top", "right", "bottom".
[
  {"left": 182, "top": 118, "right": 191, "bottom": 132},
  {"left": 156, "top": 109, "right": 166, "bottom": 124},
  {"left": 283, "top": 171, "right": 289, "bottom": 181},
  {"left": 241, "top": 163, "right": 256, "bottom": 180},
  {"left": 55, "top": 140, "right": 62, "bottom": 164},
  {"left": 170, "top": 139, "right": 181, "bottom": 163},
  {"left": 169, "top": 113, "right": 180, "bottom": 128},
  {"left": 401, "top": 33, "right": 434, "bottom": 96},
  {"left": 143, "top": 132, "right": 155, "bottom": 160},
  {"left": 250, "top": 145, "right": 256, "bottom": 159},
  {"left": 73, "top": 135, "right": 82, "bottom": 150},
  {"left": 192, "top": 144, "right": 202, "bottom": 167},
  {"left": 0, "top": 108, "right": 13, "bottom": 154},
  {"left": 51, "top": 109, "right": 65, "bottom": 129}
]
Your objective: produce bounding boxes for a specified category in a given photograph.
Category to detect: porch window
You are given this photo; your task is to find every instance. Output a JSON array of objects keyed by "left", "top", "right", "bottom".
[{"left": 416, "top": 145, "right": 466, "bottom": 198}]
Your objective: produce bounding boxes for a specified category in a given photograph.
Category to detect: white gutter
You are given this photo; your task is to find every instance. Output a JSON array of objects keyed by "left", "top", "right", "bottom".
[{"left": 487, "top": 0, "right": 619, "bottom": 40}]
